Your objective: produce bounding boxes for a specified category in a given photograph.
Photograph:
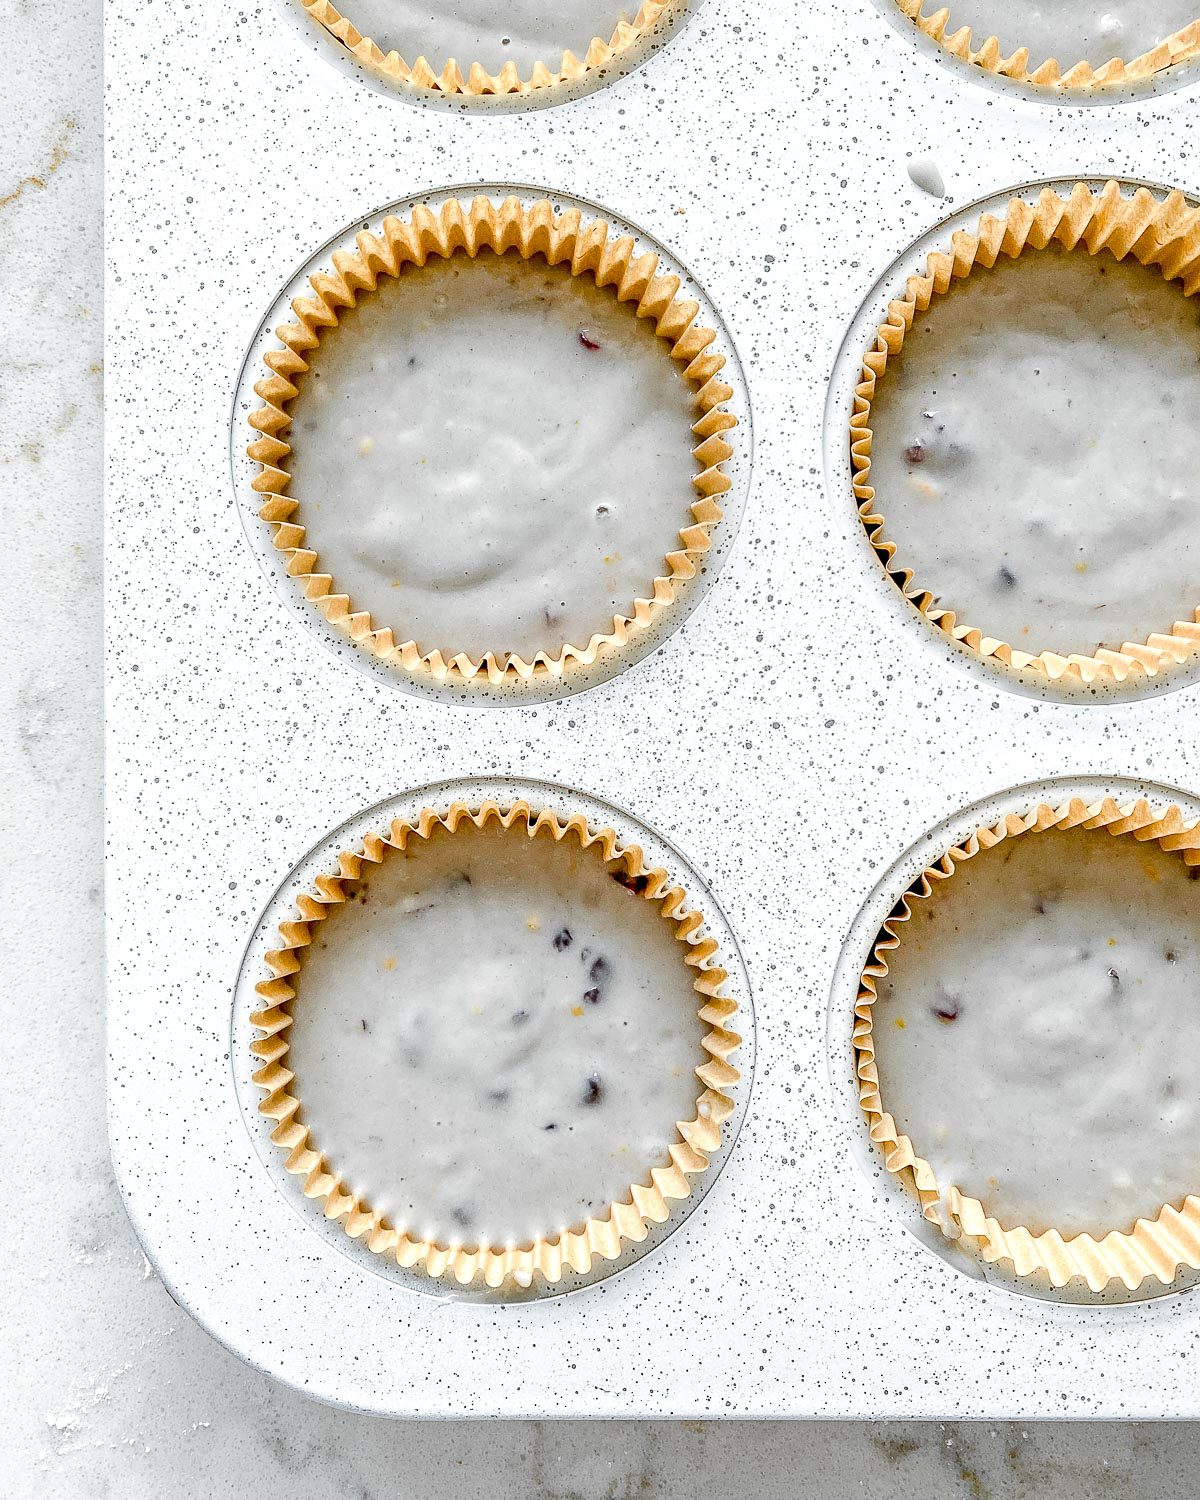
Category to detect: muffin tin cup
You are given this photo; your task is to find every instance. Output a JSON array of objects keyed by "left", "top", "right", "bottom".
[
  {"left": 826, "top": 175, "right": 1200, "bottom": 705},
  {"left": 231, "top": 183, "right": 754, "bottom": 706},
  {"left": 231, "top": 777, "right": 756, "bottom": 1303},
  {"left": 246, "top": 795, "right": 743, "bottom": 1293},
  {"left": 246, "top": 193, "right": 736, "bottom": 690},
  {"left": 268, "top": 0, "right": 707, "bottom": 112},
  {"left": 828, "top": 775, "right": 1200, "bottom": 1308},
  {"left": 854, "top": 790, "right": 1200, "bottom": 1295},
  {"left": 850, "top": 179, "right": 1200, "bottom": 694},
  {"left": 891, "top": 1, "right": 1200, "bottom": 92},
  {"left": 870, "top": 1, "right": 1200, "bottom": 105},
  {"left": 294, "top": 0, "right": 677, "bottom": 99}
]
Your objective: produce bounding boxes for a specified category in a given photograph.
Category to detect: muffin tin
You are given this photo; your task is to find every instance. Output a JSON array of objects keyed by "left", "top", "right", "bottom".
[{"left": 106, "top": 0, "right": 1200, "bottom": 1416}]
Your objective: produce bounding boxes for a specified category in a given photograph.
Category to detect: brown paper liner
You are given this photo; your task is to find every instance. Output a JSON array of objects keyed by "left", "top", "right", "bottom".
[
  {"left": 852, "top": 181, "right": 1200, "bottom": 687},
  {"left": 854, "top": 793, "right": 1200, "bottom": 1291},
  {"left": 895, "top": 2, "right": 1200, "bottom": 88},
  {"left": 248, "top": 196, "right": 735, "bottom": 685},
  {"left": 300, "top": 0, "right": 675, "bottom": 95},
  {"left": 249, "top": 800, "right": 741, "bottom": 1289}
]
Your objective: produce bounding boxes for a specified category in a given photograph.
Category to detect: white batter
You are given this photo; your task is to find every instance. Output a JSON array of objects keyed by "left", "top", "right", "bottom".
[
  {"left": 866, "top": 245, "right": 1200, "bottom": 658},
  {"left": 287, "top": 251, "right": 701, "bottom": 664},
  {"left": 911, "top": 2, "right": 1199, "bottom": 66},
  {"left": 871, "top": 826, "right": 1200, "bottom": 1239},
  {"left": 326, "top": 0, "right": 646, "bottom": 75},
  {"left": 285, "top": 821, "right": 706, "bottom": 1249}
]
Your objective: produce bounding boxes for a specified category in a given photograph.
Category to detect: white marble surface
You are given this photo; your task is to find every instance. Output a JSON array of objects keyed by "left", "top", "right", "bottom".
[{"left": 4, "top": 0, "right": 1200, "bottom": 1489}]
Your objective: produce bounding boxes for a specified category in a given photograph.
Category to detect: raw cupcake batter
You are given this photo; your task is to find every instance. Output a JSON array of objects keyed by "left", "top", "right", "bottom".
[
  {"left": 287, "top": 250, "right": 701, "bottom": 663},
  {"left": 866, "top": 245, "right": 1200, "bottom": 658},
  {"left": 285, "top": 821, "right": 706, "bottom": 1249},
  {"left": 871, "top": 826, "right": 1200, "bottom": 1239},
  {"left": 906, "top": 1, "right": 1199, "bottom": 66},
  {"left": 323, "top": 0, "right": 650, "bottom": 76}
]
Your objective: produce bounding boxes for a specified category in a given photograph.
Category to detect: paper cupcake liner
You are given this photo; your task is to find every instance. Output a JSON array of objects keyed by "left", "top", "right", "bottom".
[
  {"left": 299, "top": 0, "right": 675, "bottom": 95},
  {"left": 895, "top": 2, "right": 1200, "bottom": 88},
  {"left": 249, "top": 800, "right": 741, "bottom": 1289},
  {"left": 854, "top": 793, "right": 1200, "bottom": 1292},
  {"left": 851, "top": 180, "right": 1200, "bottom": 687},
  {"left": 248, "top": 195, "right": 735, "bottom": 685}
]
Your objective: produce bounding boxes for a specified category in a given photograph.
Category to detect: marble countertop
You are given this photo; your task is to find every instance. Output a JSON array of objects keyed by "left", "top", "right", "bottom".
[{"left": 4, "top": 0, "right": 1199, "bottom": 1490}]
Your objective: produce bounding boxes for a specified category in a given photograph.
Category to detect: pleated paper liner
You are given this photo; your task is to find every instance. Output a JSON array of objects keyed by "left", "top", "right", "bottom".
[
  {"left": 249, "top": 800, "right": 741, "bottom": 1290},
  {"left": 894, "top": 2, "right": 1200, "bottom": 89},
  {"left": 247, "top": 195, "right": 735, "bottom": 686},
  {"left": 854, "top": 793, "right": 1200, "bottom": 1293},
  {"left": 851, "top": 181, "right": 1200, "bottom": 689},
  {"left": 299, "top": 0, "right": 675, "bottom": 96}
]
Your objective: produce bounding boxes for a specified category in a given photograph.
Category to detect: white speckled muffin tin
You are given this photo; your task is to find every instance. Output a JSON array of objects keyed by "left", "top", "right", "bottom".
[{"left": 106, "top": 0, "right": 1200, "bottom": 1416}]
